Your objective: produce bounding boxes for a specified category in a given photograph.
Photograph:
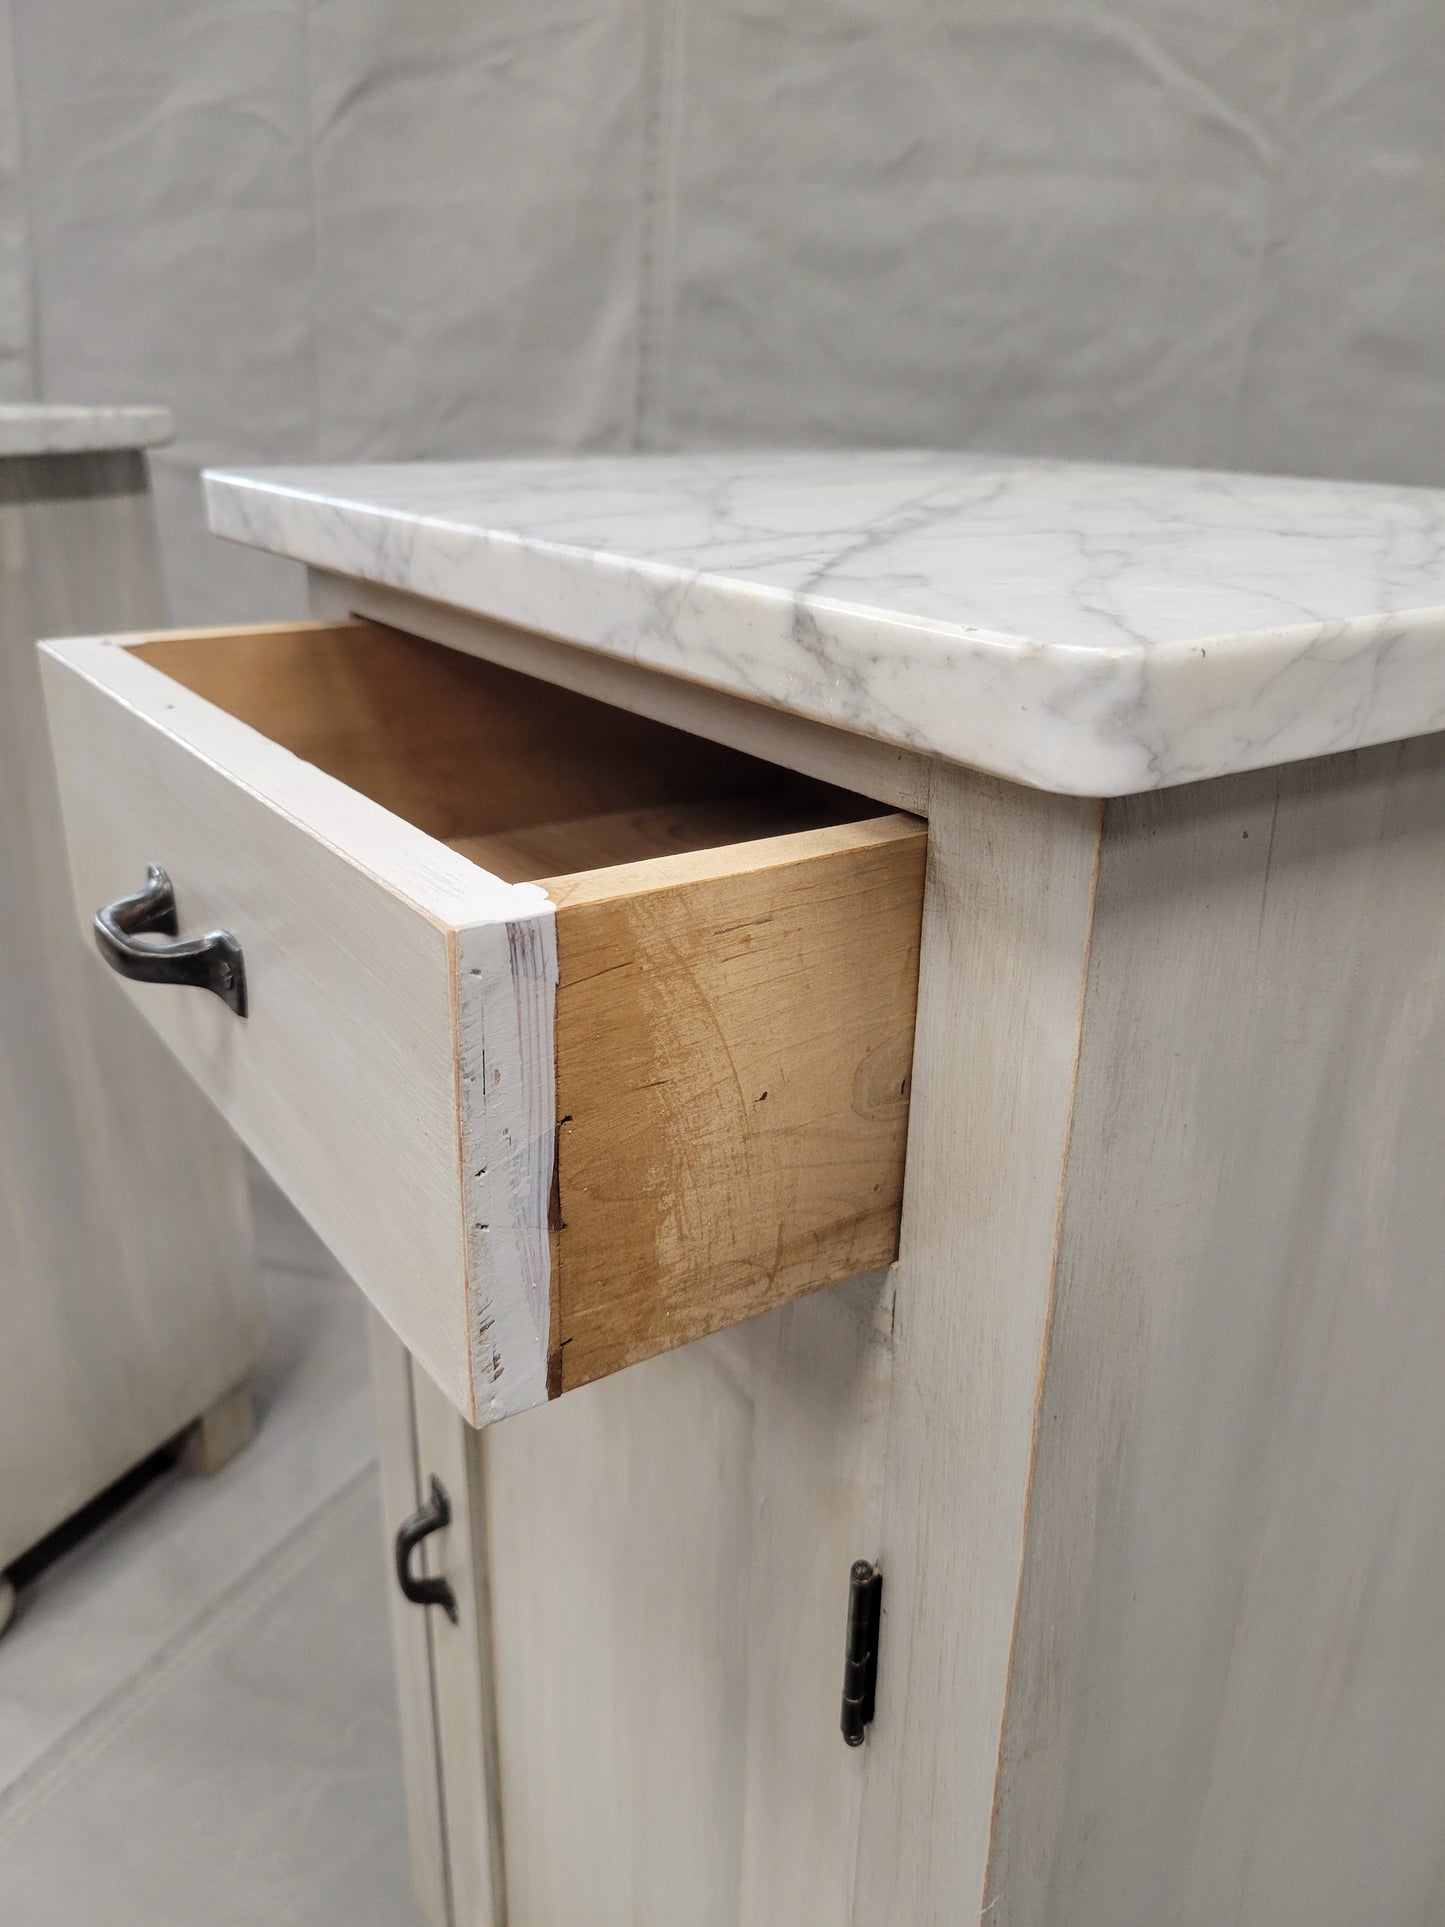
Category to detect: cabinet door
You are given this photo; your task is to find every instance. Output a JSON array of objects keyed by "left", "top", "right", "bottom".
[
  {"left": 368, "top": 1314, "right": 454, "bottom": 1927},
  {"left": 479, "top": 1270, "right": 893, "bottom": 1926},
  {"left": 410, "top": 1366, "right": 507, "bottom": 1927},
  {"left": 371, "top": 1312, "right": 506, "bottom": 1927},
  {"left": 376, "top": 1275, "right": 893, "bottom": 1926}
]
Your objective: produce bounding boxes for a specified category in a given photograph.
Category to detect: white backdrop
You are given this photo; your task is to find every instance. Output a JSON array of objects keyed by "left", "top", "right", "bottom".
[{"left": 2, "top": 0, "right": 1441, "bottom": 623}]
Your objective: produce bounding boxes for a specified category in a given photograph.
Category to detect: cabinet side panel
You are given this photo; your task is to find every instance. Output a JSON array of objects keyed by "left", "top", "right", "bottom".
[
  {"left": 0, "top": 466, "right": 260, "bottom": 1566},
  {"left": 987, "top": 739, "right": 1445, "bottom": 1926},
  {"left": 852, "top": 769, "right": 1103, "bottom": 1924}
]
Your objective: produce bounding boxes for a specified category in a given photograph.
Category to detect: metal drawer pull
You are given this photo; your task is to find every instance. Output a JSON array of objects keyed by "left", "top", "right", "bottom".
[
  {"left": 93, "top": 864, "right": 247, "bottom": 1017},
  {"left": 394, "top": 1475, "right": 459, "bottom": 1622}
]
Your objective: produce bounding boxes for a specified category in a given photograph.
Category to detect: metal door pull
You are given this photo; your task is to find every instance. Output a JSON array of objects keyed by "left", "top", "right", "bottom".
[
  {"left": 394, "top": 1475, "right": 459, "bottom": 1622},
  {"left": 93, "top": 864, "right": 247, "bottom": 1017}
]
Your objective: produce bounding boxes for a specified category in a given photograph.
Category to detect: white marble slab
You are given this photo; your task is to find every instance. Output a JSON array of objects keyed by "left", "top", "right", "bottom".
[
  {"left": 0, "top": 404, "right": 173, "bottom": 457},
  {"left": 204, "top": 450, "right": 1445, "bottom": 795}
]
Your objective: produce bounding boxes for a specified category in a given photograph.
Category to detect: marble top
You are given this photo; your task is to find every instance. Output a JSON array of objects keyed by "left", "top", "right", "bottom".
[
  {"left": 0, "top": 404, "right": 173, "bottom": 457},
  {"left": 204, "top": 450, "right": 1445, "bottom": 795}
]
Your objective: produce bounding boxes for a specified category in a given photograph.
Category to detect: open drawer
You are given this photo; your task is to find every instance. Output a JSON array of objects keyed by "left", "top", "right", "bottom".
[{"left": 38, "top": 619, "right": 926, "bottom": 1425}]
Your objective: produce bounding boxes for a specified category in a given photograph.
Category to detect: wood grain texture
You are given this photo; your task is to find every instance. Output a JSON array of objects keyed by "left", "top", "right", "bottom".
[
  {"left": 40, "top": 620, "right": 921, "bottom": 1426},
  {"left": 411, "top": 1353, "right": 508, "bottom": 1927},
  {"left": 985, "top": 738, "right": 1445, "bottom": 1927},
  {"left": 367, "top": 1312, "right": 453, "bottom": 1927},
  {"left": 852, "top": 766, "right": 1104, "bottom": 1924},
  {"left": 446, "top": 791, "right": 845, "bottom": 882},
  {"left": 548, "top": 815, "right": 926, "bottom": 1394},
  {"left": 480, "top": 1266, "right": 895, "bottom": 1925},
  {"left": 133, "top": 619, "right": 833, "bottom": 846},
  {"left": 0, "top": 454, "right": 261, "bottom": 1570},
  {"left": 38, "top": 627, "right": 546, "bottom": 1420},
  {"left": 310, "top": 570, "right": 932, "bottom": 816}
]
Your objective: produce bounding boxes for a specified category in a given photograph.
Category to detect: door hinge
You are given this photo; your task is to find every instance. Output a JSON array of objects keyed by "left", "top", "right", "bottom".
[{"left": 841, "top": 1559, "right": 882, "bottom": 1746}]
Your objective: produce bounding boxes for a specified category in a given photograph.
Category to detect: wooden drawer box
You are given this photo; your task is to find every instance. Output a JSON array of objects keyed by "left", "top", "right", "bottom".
[{"left": 38, "top": 619, "right": 925, "bottom": 1425}]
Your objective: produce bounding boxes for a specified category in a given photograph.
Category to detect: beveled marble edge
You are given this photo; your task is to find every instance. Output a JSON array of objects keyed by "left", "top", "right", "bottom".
[
  {"left": 0, "top": 405, "right": 174, "bottom": 457},
  {"left": 203, "top": 456, "right": 1445, "bottom": 797}
]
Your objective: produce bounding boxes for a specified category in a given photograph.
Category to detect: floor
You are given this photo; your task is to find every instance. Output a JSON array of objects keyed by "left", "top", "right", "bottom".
[{"left": 0, "top": 1168, "right": 425, "bottom": 1925}]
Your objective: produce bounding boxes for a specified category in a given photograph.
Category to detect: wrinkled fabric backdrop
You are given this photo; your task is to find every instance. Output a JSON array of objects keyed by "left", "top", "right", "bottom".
[{"left": 1, "top": 0, "right": 1441, "bottom": 623}]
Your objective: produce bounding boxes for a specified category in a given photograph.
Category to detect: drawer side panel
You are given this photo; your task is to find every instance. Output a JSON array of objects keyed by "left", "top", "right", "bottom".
[{"left": 551, "top": 816, "right": 927, "bottom": 1392}]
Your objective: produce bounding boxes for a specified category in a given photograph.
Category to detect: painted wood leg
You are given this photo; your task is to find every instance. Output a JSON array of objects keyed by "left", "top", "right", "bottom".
[{"left": 177, "top": 1384, "right": 256, "bottom": 1477}]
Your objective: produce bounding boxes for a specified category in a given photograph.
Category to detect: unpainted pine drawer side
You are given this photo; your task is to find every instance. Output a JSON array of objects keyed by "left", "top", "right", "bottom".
[{"left": 544, "top": 817, "right": 926, "bottom": 1395}]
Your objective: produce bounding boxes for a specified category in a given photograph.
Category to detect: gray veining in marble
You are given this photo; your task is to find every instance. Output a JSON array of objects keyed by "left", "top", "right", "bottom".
[
  {"left": 205, "top": 450, "right": 1445, "bottom": 795},
  {"left": 0, "top": 405, "right": 173, "bottom": 458}
]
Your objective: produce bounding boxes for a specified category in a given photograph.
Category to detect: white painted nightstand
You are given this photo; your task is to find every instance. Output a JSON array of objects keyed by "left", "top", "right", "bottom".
[
  {"left": 0, "top": 406, "right": 264, "bottom": 1621},
  {"left": 35, "top": 449, "right": 1445, "bottom": 1926}
]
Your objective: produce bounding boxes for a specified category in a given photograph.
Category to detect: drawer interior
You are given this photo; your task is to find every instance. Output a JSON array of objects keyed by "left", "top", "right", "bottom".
[
  {"left": 93, "top": 615, "right": 925, "bottom": 1416},
  {"left": 135, "top": 622, "right": 873, "bottom": 884}
]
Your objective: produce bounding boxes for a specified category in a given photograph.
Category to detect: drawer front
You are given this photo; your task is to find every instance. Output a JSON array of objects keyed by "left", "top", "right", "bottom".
[
  {"left": 39, "top": 620, "right": 925, "bottom": 1426},
  {"left": 39, "top": 623, "right": 550, "bottom": 1421}
]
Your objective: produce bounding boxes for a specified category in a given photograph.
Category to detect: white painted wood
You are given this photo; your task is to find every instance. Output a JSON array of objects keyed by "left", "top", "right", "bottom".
[
  {"left": 985, "top": 737, "right": 1445, "bottom": 1927},
  {"left": 38, "top": 620, "right": 919, "bottom": 1427},
  {"left": 852, "top": 766, "right": 1104, "bottom": 1923},
  {"left": 476, "top": 1266, "right": 894, "bottom": 1925},
  {"left": 456, "top": 914, "right": 555, "bottom": 1421},
  {"left": 36, "top": 626, "right": 553, "bottom": 1423},
  {"left": 175, "top": 1383, "right": 255, "bottom": 1477},
  {"left": 289, "top": 570, "right": 1445, "bottom": 1923},
  {"left": 0, "top": 448, "right": 261, "bottom": 1572},
  {"left": 309, "top": 569, "right": 931, "bottom": 815},
  {"left": 274, "top": 504, "right": 1445, "bottom": 1923},
  {"left": 411, "top": 1361, "right": 507, "bottom": 1927},
  {"left": 727, "top": 1275, "right": 894, "bottom": 1924},
  {"left": 368, "top": 1311, "right": 453, "bottom": 1927}
]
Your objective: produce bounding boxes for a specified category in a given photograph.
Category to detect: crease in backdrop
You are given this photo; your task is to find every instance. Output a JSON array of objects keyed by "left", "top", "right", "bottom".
[{"left": 1, "top": 0, "right": 1442, "bottom": 624}]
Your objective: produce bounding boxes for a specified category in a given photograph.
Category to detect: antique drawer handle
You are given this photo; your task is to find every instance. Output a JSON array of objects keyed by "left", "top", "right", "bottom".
[
  {"left": 394, "top": 1475, "right": 459, "bottom": 1622},
  {"left": 94, "top": 864, "right": 247, "bottom": 1017}
]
